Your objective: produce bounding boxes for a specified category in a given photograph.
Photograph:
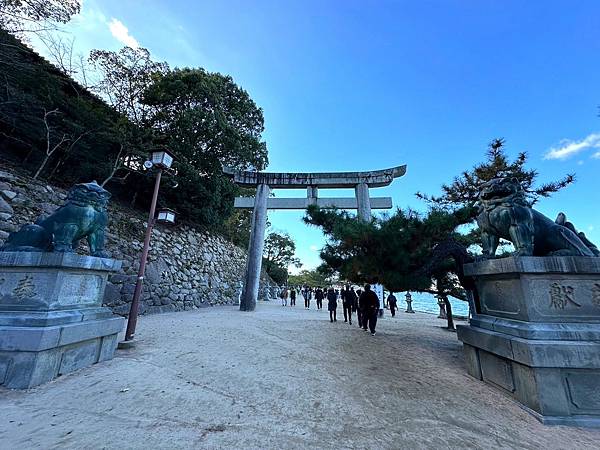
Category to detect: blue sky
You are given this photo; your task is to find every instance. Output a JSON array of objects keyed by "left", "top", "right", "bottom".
[{"left": 36, "top": 0, "right": 600, "bottom": 270}]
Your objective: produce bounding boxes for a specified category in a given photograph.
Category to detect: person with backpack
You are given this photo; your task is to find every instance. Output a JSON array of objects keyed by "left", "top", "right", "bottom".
[{"left": 279, "top": 288, "right": 288, "bottom": 306}]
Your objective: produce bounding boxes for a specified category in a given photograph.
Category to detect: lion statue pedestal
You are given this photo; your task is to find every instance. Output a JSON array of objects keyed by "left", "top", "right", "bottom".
[
  {"left": 0, "top": 252, "right": 124, "bottom": 388},
  {"left": 0, "top": 181, "right": 124, "bottom": 389},
  {"left": 458, "top": 256, "right": 600, "bottom": 426},
  {"left": 457, "top": 177, "right": 600, "bottom": 426}
]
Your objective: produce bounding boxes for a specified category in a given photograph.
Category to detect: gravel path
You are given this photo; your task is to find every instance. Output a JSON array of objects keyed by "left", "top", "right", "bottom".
[{"left": 1, "top": 302, "right": 599, "bottom": 449}]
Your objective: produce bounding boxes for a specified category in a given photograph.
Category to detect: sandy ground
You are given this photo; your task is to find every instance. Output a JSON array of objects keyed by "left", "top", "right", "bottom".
[{"left": 1, "top": 302, "right": 599, "bottom": 449}]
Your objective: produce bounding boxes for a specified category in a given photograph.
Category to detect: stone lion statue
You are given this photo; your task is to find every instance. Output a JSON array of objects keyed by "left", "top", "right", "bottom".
[
  {"left": 476, "top": 177, "right": 599, "bottom": 258},
  {"left": 1, "top": 181, "right": 111, "bottom": 257}
]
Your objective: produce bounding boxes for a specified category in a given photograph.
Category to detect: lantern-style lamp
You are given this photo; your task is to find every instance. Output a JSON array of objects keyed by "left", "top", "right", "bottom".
[
  {"left": 151, "top": 150, "right": 174, "bottom": 169},
  {"left": 156, "top": 208, "right": 176, "bottom": 224}
]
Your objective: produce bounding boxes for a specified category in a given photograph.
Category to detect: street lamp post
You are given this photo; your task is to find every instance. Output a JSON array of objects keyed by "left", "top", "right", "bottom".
[{"left": 120, "top": 151, "right": 174, "bottom": 347}]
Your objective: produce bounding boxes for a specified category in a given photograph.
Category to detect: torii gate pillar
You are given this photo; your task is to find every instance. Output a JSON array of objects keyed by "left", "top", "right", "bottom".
[
  {"left": 240, "top": 183, "right": 270, "bottom": 311},
  {"left": 355, "top": 182, "right": 371, "bottom": 222}
]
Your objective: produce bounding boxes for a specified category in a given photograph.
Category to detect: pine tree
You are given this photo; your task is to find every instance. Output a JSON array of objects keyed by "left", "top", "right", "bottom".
[
  {"left": 304, "top": 139, "right": 576, "bottom": 329},
  {"left": 416, "top": 138, "right": 574, "bottom": 209}
]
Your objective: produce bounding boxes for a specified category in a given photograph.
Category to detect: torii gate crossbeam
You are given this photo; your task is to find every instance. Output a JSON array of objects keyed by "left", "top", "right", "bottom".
[{"left": 224, "top": 165, "right": 407, "bottom": 311}]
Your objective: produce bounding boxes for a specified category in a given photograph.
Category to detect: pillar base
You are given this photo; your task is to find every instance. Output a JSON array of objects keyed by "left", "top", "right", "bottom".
[{"left": 117, "top": 339, "right": 137, "bottom": 349}]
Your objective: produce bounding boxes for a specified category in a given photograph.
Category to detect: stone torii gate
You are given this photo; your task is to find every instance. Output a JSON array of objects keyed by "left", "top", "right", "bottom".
[{"left": 224, "top": 165, "right": 407, "bottom": 311}]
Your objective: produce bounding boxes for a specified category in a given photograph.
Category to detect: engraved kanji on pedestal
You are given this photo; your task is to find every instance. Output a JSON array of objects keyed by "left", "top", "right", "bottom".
[
  {"left": 12, "top": 275, "right": 37, "bottom": 302},
  {"left": 549, "top": 282, "right": 580, "bottom": 309}
]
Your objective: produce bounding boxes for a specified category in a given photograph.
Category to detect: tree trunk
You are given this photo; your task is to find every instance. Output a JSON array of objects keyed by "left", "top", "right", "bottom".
[
  {"left": 466, "top": 290, "right": 476, "bottom": 320},
  {"left": 101, "top": 144, "right": 124, "bottom": 187},
  {"left": 35, "top": 109, "right": 67, "bottom": 181},
  {"left": 47, "top": 153, "right": 67, "bottom": 181},
  {"left": 443, "top": 297, "right": 455, "bottom": 330},
  {"left": 101, "top": 166, "right": 118, "bottom": 187},
  {"left": 33, "top": 154, "right": 50, "bottom": 180}
]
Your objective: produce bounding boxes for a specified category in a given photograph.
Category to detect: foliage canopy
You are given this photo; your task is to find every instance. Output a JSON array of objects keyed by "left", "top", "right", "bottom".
[
  {"left": 288, "top": 268, "right": 333, "bottom": 288},
  {"left": 0, "top": 0, "right": 80, "bottom": 34},
  {"left": 140, "top": 67, "right": 269, "bottom": 225},
  {"left": 304, "top": 205, "right": 472, "bottom": 298},
  {"left": 262, "top": 231, "right": 301, "bottom": 284}
]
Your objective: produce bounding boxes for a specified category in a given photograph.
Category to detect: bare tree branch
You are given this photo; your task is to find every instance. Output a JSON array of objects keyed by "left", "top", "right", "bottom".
[
  {"left": 33, "top": 108, "right": 68, "bottom": 179},
  {"left": 101, "top": 143, "right": 126, "bottom": 187}
]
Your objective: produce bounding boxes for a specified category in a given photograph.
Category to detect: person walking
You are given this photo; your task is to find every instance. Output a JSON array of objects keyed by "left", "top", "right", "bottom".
[
  {"left": 315, "top": 287, "right": 324, "bottom": 310},
  {"left": 387, "top": 292, "right": 398, "bottom": 317},
  {"left": 342, "top": 285, "right": 354, "bottom": 324},
  {"left": 280, "top": 288, "right": 288, "bottom": 306},
  {"left": 356, "top": 288, "right": 363, "bottom": 328},
  {"left": 290, "top": 288, "right": 296, "bottom": 306},
  {"left": 359, "top": 284, "right": 380, "bottom": 335},
  {"left": 349, "top": 287, "right": 359, "bottom": 325},
  {"left": 327, "top": 287, "right": 338, "bottom": 322},
  {"left": 303, "top": 287, "right": 312, "bottom": 309}
]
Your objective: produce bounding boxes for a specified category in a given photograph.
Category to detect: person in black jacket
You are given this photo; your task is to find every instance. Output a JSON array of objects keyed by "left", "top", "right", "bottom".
[
  {"left": 387, "top": 292, "right": 397, "bottom": 317},
  {"left": 355, "top": 288, "right": 363, "bottom": 328},
  {"left": 342, "top": 285, "right": 354, "bottom": 324},
  {"left": 315, "top": 287, "right": 324, "bottom": 310},
  {"left": 359, "top": 284, "right": 380, "bottom": 335},
  {"left": 327, "top": 287, "right": 338, "bottom": 322},
  {"left": 290, "top": 288, "right": 296, "bottom": 306}
]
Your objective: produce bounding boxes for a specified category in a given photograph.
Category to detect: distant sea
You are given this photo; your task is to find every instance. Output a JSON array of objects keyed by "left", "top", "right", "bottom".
[{"left": 393, "top": 292, "right": 469, "bottom": 317}]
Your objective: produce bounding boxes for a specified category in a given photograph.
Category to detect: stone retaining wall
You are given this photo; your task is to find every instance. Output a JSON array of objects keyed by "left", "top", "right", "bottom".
[{"left": 0, "top": 168, "right": 277, "bottom": 315}]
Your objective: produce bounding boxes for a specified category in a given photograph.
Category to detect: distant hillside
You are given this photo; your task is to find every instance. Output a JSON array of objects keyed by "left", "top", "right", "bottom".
[{"left": 0, "top": 28, "right": 125, "bottom": 186}]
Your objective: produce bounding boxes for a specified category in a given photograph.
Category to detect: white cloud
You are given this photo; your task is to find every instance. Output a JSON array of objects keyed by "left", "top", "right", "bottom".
[
  {"left": 593, "top": 151, "right": 600, "bottom": 159},
  {"left": 544, "top": 133, "right": 600, "bottom": 160},
  {"left": 309, "top": 245, "right": 319, "bottom": 251},
  {"left": 108, "top": 18, "right": 139, "bottom": 48}
]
